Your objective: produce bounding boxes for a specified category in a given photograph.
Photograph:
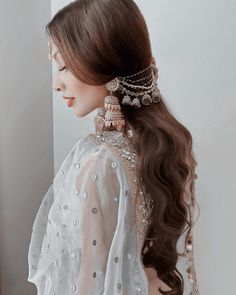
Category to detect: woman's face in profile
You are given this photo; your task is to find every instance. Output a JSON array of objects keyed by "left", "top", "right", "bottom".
[{"left": 50, "top": 41, "right": 108, "bottom": 117}]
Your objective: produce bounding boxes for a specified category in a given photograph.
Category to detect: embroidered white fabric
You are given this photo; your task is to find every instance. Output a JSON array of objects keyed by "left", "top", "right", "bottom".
[{"left": 27, "top": 128, "right": 199, "bottom": 294}]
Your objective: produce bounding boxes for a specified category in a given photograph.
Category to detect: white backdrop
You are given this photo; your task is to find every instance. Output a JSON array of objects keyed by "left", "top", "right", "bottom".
[
  {"left": 52, "top": 1, "right": 236, "bottom": 294},
  {"left": 0, "top": 0, "right": 52, "bottom": 294}
]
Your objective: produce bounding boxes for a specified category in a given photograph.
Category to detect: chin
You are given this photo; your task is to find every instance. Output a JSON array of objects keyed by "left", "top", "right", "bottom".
[
  {"left": 74, "top": 110, "right": 84, "bottom": 118},
  {"left": 74, "top": 108, "right": 89, "bottom": 118}
]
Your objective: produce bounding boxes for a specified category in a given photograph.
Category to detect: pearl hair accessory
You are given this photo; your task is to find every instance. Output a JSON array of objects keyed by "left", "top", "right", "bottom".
[
  {"left": 119, "top": 64, "right": 161, "bottom": 108},
  {"left": 105, "top": 63, "right": 161, "bottom": 108},
  {"left": 102, "top": 62, "right": 161, "bottom": 132}
]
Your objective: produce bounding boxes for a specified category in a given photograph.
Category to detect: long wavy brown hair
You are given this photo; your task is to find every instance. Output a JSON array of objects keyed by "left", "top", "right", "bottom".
[{"left": 46, "top": 0, "right": 199, "bottom": 294}]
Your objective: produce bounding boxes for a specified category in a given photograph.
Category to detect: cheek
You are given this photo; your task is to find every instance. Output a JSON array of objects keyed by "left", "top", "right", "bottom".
[
  {"left": 76, "top": 88, "right": 97, "bottom": 104},
  {"left": 76, "top": 85, "right": 103, "bottom": 100},
  {"left": 66, "top": 73, "right": 84, "bottom": 94},
  {"left": 85, "top": 86, "right": 107, "bottom": 102}
]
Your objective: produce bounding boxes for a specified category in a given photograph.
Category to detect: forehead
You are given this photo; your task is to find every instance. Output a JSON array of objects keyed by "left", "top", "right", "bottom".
[{"left": 48, "top": 40, "right": 62, "bottom": 61}]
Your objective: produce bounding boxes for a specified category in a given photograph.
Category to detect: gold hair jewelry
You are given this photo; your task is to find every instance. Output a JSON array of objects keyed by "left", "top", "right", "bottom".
[
  {"left": 105, "top": 61, "right": 161, "bottom": 110},
  {"left": 104, "top": 78, "right": 126, "bottom": 132}
]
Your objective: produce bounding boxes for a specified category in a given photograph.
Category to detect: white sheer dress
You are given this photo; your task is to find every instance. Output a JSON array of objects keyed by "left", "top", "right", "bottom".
[{"left": 27, "top": 115, "right": 200, "bottom": 295}]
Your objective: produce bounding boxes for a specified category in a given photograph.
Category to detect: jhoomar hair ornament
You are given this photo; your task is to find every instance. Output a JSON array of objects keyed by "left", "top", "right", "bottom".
[{"left": 100, "top": 63, "right": 161, "bottom": 132}]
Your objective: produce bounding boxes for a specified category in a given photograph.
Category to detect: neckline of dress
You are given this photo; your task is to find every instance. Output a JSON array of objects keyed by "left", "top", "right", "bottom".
[
  {"left": 93, "top": 113, "right": 133, "bottom": 140},
  {"left": 93, "top": 118, "right": 135, "bottom": 152}
]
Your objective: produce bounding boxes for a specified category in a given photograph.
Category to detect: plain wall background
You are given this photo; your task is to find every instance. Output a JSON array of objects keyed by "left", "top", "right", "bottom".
[
  {"left": 0, "top": 0, "right": 52, "bottom": 294},
  {"left": 0, "top": 0, "right": 235, "bottom": 294}
]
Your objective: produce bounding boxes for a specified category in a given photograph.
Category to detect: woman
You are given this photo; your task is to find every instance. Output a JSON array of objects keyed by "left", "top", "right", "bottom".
[{"left": 27, "top": 0, "right": 200, "bottom": 294}]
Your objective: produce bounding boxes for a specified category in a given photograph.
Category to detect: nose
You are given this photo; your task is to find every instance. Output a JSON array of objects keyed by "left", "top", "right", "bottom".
[
  {"left": 52, "top": 76, "right": 64, "bottom": 92},
  {"left": 53, "top": 82, "right": 62, "bottom": 92}
]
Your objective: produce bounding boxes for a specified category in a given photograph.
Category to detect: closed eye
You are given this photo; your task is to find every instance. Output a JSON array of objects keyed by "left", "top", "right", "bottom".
[{"left": 58, "top": 66, "right": 67, "bottom": 72}]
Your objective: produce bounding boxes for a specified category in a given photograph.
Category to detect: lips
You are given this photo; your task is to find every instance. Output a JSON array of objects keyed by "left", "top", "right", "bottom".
[
  {"left": 63, "top": 96, "right": 75, "bottom": 100},
  {"left": 63, "top": 96, "right": 75, "bottom": 108}
]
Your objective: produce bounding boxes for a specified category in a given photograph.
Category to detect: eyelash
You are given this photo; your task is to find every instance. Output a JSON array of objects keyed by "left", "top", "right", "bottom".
[{"left": 58, "top": 66, "right": 67, "bottom": 72}]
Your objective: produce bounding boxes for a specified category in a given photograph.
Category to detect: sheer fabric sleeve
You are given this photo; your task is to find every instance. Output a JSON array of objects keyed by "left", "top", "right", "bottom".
[{"left": 74, "top": 150, "right": 120, "bottom": 294}]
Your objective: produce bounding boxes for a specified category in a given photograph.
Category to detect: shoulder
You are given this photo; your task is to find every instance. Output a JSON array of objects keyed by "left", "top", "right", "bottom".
[
  {"left": 74, "top": 132, "right": 121, "bottom": 169},
  {"left": 75, "top": 131, "right": 138, "bottom": 184},
  {"left": 81, "top": 144, "right": 120, "bottom": 170},
  {"left": 75, "top": 140, "right": 122, "bottom": 192},
  {"left": 93, "top": 131, "right": 139, "bottom": 192},
  {"left": 77, "top": 130, "right": 134, "bottom": 160},
  {"left": 92, "top": 131, "right": 136, "bottom": 160}
]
